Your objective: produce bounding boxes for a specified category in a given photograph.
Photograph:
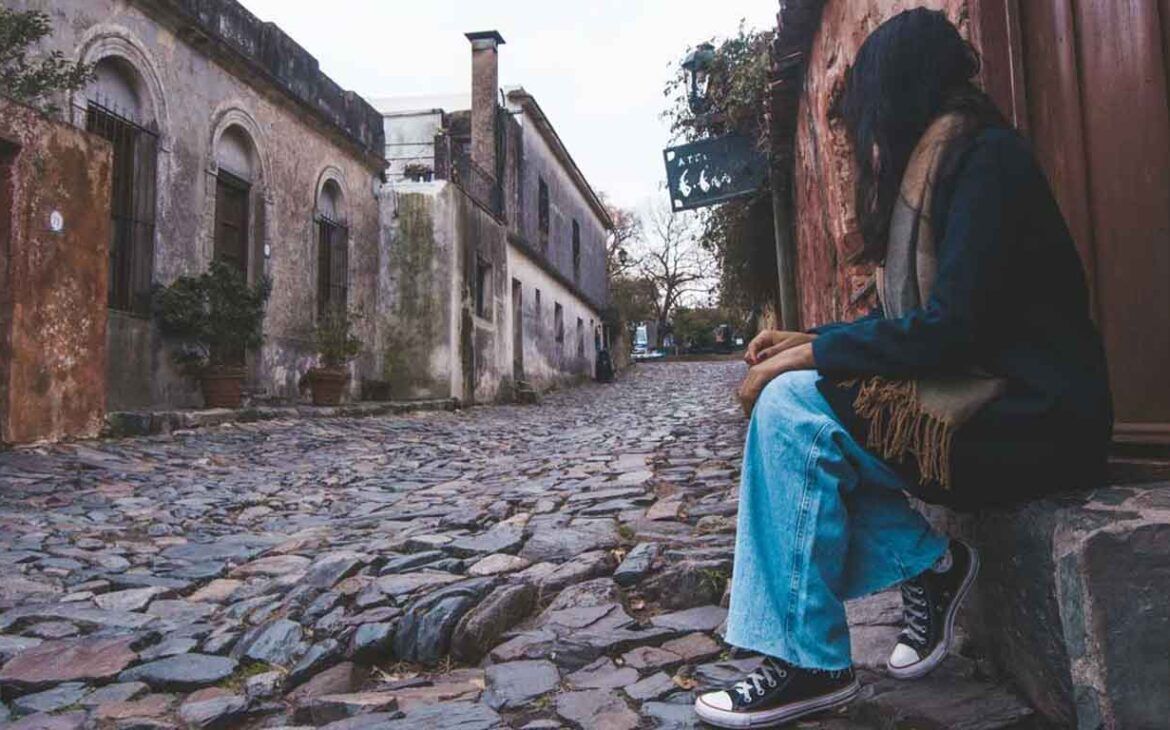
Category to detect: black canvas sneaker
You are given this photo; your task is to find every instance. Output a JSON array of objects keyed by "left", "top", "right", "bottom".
[
  {"left": 693, "top": 657, "right": 860, "bottom": 728},
  {"left": 886, "top": 539, "right": 980, "bottom": 679}
]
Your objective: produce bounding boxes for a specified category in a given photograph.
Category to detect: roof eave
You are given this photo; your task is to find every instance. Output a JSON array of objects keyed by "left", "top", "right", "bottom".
[{"left": 505, "top": 88, "right": 614, "bottom": 231}]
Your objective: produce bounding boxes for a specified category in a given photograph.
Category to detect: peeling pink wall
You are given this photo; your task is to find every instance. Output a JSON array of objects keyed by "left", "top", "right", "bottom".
[
  {"left": 792, "top": 0, "right": 972, "bottom": 326},
  {"left": 0, "top": 99, "right": 112, "bottom": 444}
]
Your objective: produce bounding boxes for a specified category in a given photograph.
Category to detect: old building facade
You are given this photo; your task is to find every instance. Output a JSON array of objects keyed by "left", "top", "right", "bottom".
[
  {"left": 4, "top": 5, "right": 610, "bottom": 429},
  {"left": 15, "top": 0, "right": 386, "bottom": 411},
  {"left": 377, "top": 32, "right": 612, "bottom": 404}
]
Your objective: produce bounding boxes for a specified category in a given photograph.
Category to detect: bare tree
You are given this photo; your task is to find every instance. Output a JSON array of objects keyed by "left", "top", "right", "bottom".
[
  {"left": 601, "top": 194, "right": 643, "bottom": 279},
  {"left": 637, "top": 202, "right": 718, "bottom": 347}
]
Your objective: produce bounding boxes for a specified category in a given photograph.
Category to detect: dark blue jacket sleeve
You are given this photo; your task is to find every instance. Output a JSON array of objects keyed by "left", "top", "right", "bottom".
[
  {"left": 812, "top": 131, "right": 1022, "bottom": 378},
  {"left": 808, "top": 307, "right": 882, "bottom": 336}
]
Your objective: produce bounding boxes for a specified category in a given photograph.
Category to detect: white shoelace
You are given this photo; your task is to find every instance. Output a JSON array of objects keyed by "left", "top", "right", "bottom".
[
  {"left": 900, "top": 582, "right": 930, "bottom": 645},
  {"left": 733, "top": 661, "right": 786, "bottom": 702}
]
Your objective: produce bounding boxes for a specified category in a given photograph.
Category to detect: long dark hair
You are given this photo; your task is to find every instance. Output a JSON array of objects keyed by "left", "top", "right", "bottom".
[{"left": 842, "top": 9, "right": 1008, "bottom": 263}]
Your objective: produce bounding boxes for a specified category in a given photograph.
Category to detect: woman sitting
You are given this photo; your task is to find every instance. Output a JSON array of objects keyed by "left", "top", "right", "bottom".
[{"left": 694, "top": 9, "right": 1111, "bottom": 728}]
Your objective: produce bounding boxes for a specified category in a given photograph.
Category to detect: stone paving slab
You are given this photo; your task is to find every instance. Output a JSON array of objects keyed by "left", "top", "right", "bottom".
[{"left": 0, "top": 363, "right": 1034, "bottom": 728}]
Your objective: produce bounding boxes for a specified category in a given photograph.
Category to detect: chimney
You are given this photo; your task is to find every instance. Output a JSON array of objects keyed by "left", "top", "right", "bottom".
[{"left": 465, "top": 30, "right": 505, "bottom": 177}]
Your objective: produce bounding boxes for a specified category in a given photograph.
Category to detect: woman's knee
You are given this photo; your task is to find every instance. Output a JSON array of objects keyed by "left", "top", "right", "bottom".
[
  {"left": 759, "top": 371, "right": 820, "bottom": 408},
  {"left": 753, "top": 371, "right": 832, "bottom": 429}
]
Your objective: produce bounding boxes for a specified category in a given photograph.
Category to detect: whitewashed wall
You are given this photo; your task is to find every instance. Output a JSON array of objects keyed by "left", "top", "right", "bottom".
[{"left": 506, "top": 244, "right": 600, "bottom": 391}]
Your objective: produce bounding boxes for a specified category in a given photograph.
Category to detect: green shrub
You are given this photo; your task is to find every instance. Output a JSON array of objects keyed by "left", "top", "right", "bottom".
[{"left": 153, "top": 260, "right": 271, "bottom": 374}]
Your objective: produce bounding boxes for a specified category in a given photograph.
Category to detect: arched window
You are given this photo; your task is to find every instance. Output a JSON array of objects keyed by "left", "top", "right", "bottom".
[
  {"left": 316, "top": 179, "right": 348, "bottom": 316},
  {"left": 213, "top": 125, "right": 257, "bottom": 277},
  {"left": 216, "top": 126, "right": 254, "bottom": 182},
  {"left": 85, "top": 56, "right": 158, "bottom": 314},
  {"left": 91, "top": 57, "right": 143, "bottom": 117}
]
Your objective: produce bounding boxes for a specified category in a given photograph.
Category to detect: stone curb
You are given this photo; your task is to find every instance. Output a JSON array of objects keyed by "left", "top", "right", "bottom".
[
  {"left": 922, "top": 481, "right": 1170, "bottom": 728},
  {"left": 103, "top": 399, "right": 460, "bottom": 438}
]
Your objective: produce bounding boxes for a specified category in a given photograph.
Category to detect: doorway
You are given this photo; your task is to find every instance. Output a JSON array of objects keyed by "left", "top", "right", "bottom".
[
  {"left": 214, "top": 170, "right": 250, "bottom": 277},
  {"left": 983, "top": 0, "right": 1170, "bottom": 442},
  {"left": 512, "top": 279, "right": 524, "bottom": 382},
  {"left": 213, "top": 170, "right": 251, "bottom": 366}
]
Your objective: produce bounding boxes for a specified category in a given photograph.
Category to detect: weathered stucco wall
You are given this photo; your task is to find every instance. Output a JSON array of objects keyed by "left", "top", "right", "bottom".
[
  {"left": 378, "top": 185, "right": 458, "bottom": 401},
  {"left": 379, "top": 179, "right": 599, "bottom": 404},
  {"left": 379, "top": 181, "right": 507, "bottom": 405},
  {"left": 509, "top": 105, "right": 609, "bottom": 311},
  {"left": 792, "top": 0, "right": 970, "bottom": 326},
  {"left": 17, "top": 0, "right": 384, "bottom": 408},
  {"left": 507, "top": 246, "right": 599, "bottom": 391},
  {"left": 456, "top": 192, "right": 510, "bottom": 405},
  {"left": 0, "top": 100, "right": 111, "bottom": 443}
]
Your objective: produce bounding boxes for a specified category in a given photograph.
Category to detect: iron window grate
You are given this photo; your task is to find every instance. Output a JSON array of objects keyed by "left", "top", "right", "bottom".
[
  {"left": 317, "top": 214, "right": 349, "bottom": 317},
  {"left": 84, "top": 99, "right": 158, "bottom": 315}
]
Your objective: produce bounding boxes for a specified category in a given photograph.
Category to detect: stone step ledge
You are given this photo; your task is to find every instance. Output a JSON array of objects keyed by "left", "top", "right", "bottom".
[
  {"left": 103, "top": 398, "right": 459, "bottom": 438},
  {"left": 923, "top": 481, "right": 1170, "bottom": 729}
]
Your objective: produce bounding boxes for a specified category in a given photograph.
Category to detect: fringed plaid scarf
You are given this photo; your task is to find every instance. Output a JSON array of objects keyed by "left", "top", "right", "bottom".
[{"left": 853, "top": 113, "right": 1007, "bottom": 488}]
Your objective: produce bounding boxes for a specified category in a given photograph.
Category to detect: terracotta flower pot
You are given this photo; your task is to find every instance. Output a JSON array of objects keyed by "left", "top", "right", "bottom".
[
  {"left": 308, "top": 367, "right": 348, "bottom": 406},
  {"left": 200, "top": 370, "right": 245, "bottom": 409}
]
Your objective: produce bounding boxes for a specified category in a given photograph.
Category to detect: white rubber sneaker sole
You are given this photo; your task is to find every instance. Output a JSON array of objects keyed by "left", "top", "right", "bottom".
[
  {"left": 693, "top": 679, "right": 861, "bottom": 728},
  {"left": 886, "top": 541, "right": 981, "bottom": 680}
]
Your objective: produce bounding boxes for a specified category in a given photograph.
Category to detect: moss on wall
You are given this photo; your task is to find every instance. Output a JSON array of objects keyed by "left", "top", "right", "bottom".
[
  {"left": 384, "top": 193, "right": 450, "bottom": 398},
  {"left": 452, "top": 188, "right": 508, "bottom": 404}
]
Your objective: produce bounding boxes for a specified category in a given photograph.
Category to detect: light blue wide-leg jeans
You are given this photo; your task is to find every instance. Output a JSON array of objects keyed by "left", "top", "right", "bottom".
[{"left": 725, "top": 370, "right": 948, "bottom": 671}]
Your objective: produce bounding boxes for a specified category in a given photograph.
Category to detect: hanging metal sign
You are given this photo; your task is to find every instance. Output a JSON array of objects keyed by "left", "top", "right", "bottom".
[{"left": 663, "top": 133, "right": 767, "bottom": 212}]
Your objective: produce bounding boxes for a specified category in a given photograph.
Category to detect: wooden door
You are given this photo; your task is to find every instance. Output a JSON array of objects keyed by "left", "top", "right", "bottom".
[
  {"left": 1073, "top": 0, "right": 1170, "bottom": 440},
  {"left": 983, "top": 0, "right": 1170, "bottom": 443},
  {"left": 214, "top": 172, "right": 250, "bottom": 277},
  {"left": 212, "top": 171, "right": 251, "bottom": 366}
]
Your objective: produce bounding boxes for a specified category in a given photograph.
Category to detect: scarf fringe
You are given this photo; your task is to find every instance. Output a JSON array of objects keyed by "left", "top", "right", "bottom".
[
  {"left": 852, "top": 377, "right": 955, "bottom": 489},
  {"left": 841, "top": 112, "right": 999, "bottom": 491}
]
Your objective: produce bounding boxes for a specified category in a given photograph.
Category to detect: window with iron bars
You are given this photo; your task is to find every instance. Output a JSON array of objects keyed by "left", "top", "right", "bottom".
[
  {"left": 538, "top": 177, "right": 549, "bottom": 249},
  {"left": 85, "top": 100, "right": 158, "bottom": 315},
  {"left": 317, "top": 215, "right": 349, "bottom": 317}
]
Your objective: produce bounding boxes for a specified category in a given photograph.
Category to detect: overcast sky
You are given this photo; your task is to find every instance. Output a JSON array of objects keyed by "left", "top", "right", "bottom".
[{"left": 237, "top": 0, "right": 777, "bottom": 212}]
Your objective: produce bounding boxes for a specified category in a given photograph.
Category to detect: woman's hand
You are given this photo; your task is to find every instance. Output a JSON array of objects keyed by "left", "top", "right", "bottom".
[
  {"left": 744, "top": 330, "right": 817, "bottom": 366},
  {"left": 738, "top": 342, "right": 817, "bottom": 417}
]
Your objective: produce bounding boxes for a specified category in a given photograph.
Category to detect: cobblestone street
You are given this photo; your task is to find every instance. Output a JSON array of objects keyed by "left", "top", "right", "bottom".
[{"left": 0, "top": 361, "right": 1031, "bottom": 729}]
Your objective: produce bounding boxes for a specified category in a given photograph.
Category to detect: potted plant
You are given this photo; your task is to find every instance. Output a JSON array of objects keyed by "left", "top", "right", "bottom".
[
  {"left": 307, "top": 305, "right": 362, "bottom": 405},
  {"left": 154, "top": 260, "right": 271, "bottom": 409},
  {"left": 403, "top": 162, "right": 434, "bottom": 182}
]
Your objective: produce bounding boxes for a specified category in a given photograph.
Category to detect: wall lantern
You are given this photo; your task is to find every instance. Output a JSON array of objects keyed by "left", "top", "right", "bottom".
[{"left": 682, "top": 42, "right": 717, "bottom": 116}]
